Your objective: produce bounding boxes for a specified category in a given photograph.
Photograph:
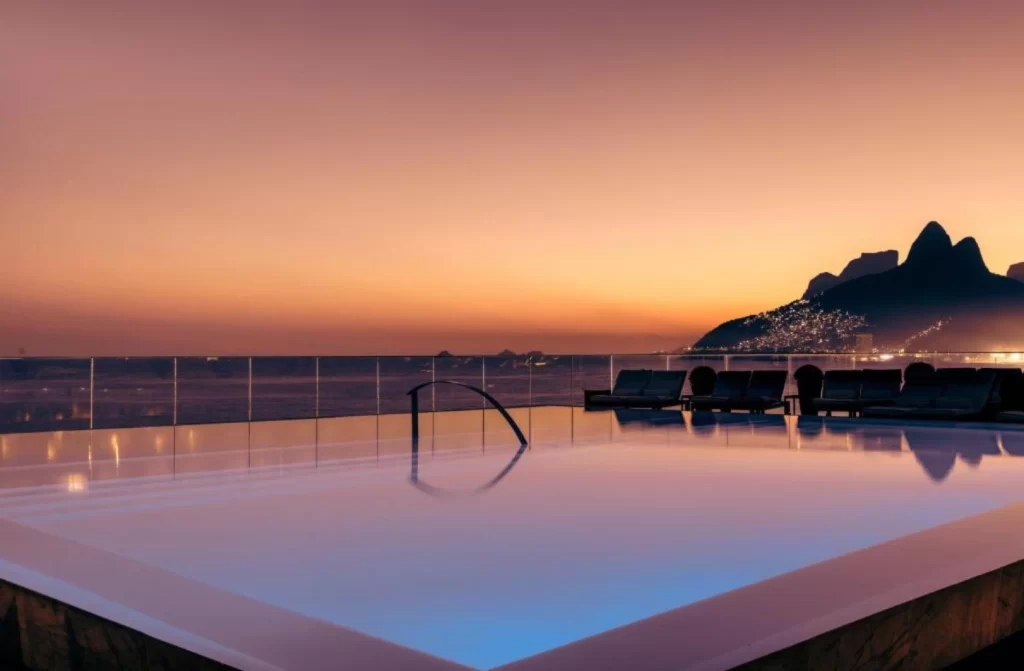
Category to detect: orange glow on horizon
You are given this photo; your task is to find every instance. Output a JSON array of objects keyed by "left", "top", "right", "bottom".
[{"left": 4, "top": 2, "right": 1024, "bottom": 355}]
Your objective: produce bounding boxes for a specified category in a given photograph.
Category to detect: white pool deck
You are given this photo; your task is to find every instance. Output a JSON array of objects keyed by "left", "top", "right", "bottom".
[{"left": 4, "top": 415, "right": 1024, "bottom": 669}]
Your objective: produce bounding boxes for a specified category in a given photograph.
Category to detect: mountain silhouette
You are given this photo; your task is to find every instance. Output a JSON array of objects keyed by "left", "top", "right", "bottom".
[
  {"left": 696, "top": 222, "right": 1024, "bottom": 351},
  {"left": 1008, "top": 262, "right": 1024, "bottom": 283},
  {"left": 803, "top": 250, "right": 898, "bottom": 298}
]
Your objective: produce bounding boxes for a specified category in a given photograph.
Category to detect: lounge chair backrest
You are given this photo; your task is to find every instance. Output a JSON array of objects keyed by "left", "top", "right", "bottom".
[
  {"left": 612, "top": 369, "right": 651, "bottom": 396},
  {"left": 822, "top": 370, "right": 861, "bottom": 400},
  {"left": 860, "top": 369, "right": 902, "bottom": 401},
  {"left": 897, "top": 370, "right": 943, "bottom": 407},
  {"left": 643, "top": 370, "right": 687, "bottom": 398},
  {"left": 936, "top": 369, "right": 998, "bottom": 410},
  {"left": 982, "top": 368, "right": 1023, "bottom": 409},
  {"left": 904, "top": 362, "right": 936, "bottom": 383},
  {"left": 745, "top": 370, "right": 787, "bottom": 400},
  {"left": 712, "top": 371, "right": 751, "bottom": 398}
]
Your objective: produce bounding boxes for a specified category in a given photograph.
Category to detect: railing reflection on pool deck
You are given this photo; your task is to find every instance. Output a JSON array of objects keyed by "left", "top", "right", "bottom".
[
  {"left": 2, "top": 408, "right": 1024, "bottom": 491},
  {"left": 2, "top": 352, "right": 1023, "bottom": 435}
]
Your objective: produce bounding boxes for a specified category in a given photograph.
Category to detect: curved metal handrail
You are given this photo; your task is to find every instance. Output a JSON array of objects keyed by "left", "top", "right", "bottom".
[{"left": 407, "top": 380, "right": 529, "bottom": 497}]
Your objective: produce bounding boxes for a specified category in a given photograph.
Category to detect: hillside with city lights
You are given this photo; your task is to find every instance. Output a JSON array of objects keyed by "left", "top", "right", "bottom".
[{"left": 694, "top": 222, "right": 1024, "bottom": 353}]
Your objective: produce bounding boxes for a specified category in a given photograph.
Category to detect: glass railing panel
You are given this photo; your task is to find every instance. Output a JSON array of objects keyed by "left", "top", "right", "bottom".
[
  {"left": 378, "top": 356, "right": 433, "bottom": 415},
  {"left": 433, "top": 356, "right": 485, "bottom": 412},
  {"left": 571, "top": 406, "right": 615, "bottom": 443},
  {"left": 317, "top": 357, "right": 377, "bottom": 418},
  {"left": 0, "top": 358, "right": 92, "bottom": 433},
  {"left": 432, "top": 357, "right": 485, "bottom": 450},
  {"left": 483, "top": 356, "right": 531, "bottom": 409},
  {"left": 92, "top": 357, "right": 174, "bottom": 429},
  {"left": 526, "top": 405, "right": 573, "bottom": 445},
  {"left": 378, "top": 410, "right": 431, "bottom": 456},
  {"left": 572, "top": 355, "right": 611, "bottom": 405},
  {"left": 172, "top": 422, "right": 250, "bottom": 475},
  {"left": 484, "top": 406, "right": 530, "bottom": 448},
  {"left": 0, "top": 428, "right": 92, "bottom": 469},
  {"left": 251, "top": 357, "right": 316, "bottom": 422},
  {"left": 175, "top": 357, "right": 249, "bottom": 425},
  {"left": 672, "top": 355, "right": 726, "bottom": 395},
  {"left": 249, "top": 418, "right": 316, "bottom": 468},
  {"left": 316, "top": 415, "right": 380, "bottom": 462},
  {"left": 88, "top": 426, "right": 175, "bottom": 481},
  {"left": 528, "top": 354, "right": 573, "bottom": 407}
]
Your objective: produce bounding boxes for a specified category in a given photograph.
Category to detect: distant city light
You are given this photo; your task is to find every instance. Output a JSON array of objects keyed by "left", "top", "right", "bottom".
[{"left": 733, "top": 300, "right": 867, "bottom": 352}]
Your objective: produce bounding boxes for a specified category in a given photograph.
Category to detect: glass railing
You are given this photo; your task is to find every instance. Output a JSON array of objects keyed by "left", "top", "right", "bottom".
[{"left": 2, "top": 352, "right": 1022, "bottom": 434}]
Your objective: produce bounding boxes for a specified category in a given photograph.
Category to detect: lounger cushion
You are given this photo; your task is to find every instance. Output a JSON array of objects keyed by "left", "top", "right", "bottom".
[
  {"left": 862, "top": 406, "right": 916, "bottom": 418},
  {"left": 812, "top": 398, "right": 860, "bottom": 411},
  {"left": 729, "top": 397, "right": 784, "bottom": 411},
  {"left": 587, "top": 394, "right": 653, "bottom": 407},
  {"left": 912, "top": 407, "right": 980, "bottom": 419},
  {"left": 896, "top": 385, "right": 943, "bottom": 407},
  {"left": 935, "top": 397, "right": 974, "bottom": 410}
]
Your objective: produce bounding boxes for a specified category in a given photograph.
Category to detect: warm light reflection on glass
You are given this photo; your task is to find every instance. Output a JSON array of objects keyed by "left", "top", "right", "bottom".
[
  {"left": 155, "top": 434, "right": 165, "bottom": 453},
  {"left": 110, "top": 433, "right": 121, "bottom": 466},
  {"left": 65, "top": 474, "right": 88, "bottom": 493}
]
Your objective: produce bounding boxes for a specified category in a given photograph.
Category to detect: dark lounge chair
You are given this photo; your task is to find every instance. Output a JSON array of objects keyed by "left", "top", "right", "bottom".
[
  {"left": 863, "top": 369, "right": 999, "bottom": 421},
  {"left": 727, "top": 370, "right": 789, "bottom": 413},
  {"left": 911, "top": 369, "right": 999, "bottom": 420},
  {"left": 990, "top": 368, "right": 1024, "bottom": 423},
  {"left": 810, "top": 370, "right": 862, "bottom": 416},
  {"left": 690, "top": 370, "right": 751, "bottom": 412},
  {"left": 691, "top": 370, "right": 788, "bottom": 413},
  {"left": 812, "top": 369, "right": 902, "bottom": 417},
  {"left": 862, "top": 368, "right": 945, "bottom": 419},
  {"left": 584, "top": 369, "right": 687, "bottom": 410}
]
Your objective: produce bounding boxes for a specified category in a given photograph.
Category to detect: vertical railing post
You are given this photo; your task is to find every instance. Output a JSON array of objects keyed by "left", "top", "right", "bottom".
[
  {"left": 172, "top": 357, "right": 178, "bottom": 426},
  {"left": 410, "top": 387, "right": 420, "bottom": 481},
  {"left": 375, "top": 357, "right": 381, "bottom": 416},
  {"left": 609, "top": 354, "right": 614, "bottom": 390},
  {"left": 723, "top": 354, "right": 731, "bottom": 372},
  {"left": 528, "top": 355, "right": 533, "bottom": 407},
  {"left": 315, "top": 356, "right": 320, "bottom": 465},
  {"left": 247, "top": 357, "right": 252, "bottom": 468},
  {"left": 786, "top": 354, "right": 794, "bottom": 397},
  {"left": 481, "top": 357, "right": 486, "bottom": 451},
  {"left": 89, "top": 357, "right": 95, "bottom": 430},
  {"left": 247, "top": 357, "right": 253, "bottom": 422}
]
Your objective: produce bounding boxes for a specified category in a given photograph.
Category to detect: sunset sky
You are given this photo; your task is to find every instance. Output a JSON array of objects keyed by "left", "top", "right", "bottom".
[{"left": 4, "top": 1, "right": 1024, "bottom": 355}]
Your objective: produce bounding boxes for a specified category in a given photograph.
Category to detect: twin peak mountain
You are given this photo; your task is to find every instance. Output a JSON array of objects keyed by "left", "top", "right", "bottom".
[{"left": 695, "top": 221, "right": 1024, "bottom": 352}]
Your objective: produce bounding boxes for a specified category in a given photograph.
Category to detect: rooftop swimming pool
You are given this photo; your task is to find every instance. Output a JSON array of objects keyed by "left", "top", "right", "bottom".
[{"left": 4, "top": 409, "right": 1024, "bottom": 669}]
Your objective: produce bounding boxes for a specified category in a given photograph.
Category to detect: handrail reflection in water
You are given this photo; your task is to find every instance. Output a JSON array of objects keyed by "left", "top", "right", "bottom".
[{"left": 407, "top": 380, "right": 529, "bottom": 497}]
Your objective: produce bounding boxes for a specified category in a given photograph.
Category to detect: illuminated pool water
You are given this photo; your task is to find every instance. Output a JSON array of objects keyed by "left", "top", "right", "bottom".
[{"left": 4, "top": 412, "right": 1024, "bottom": 669}]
